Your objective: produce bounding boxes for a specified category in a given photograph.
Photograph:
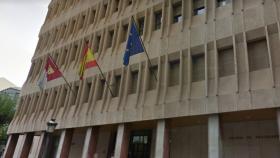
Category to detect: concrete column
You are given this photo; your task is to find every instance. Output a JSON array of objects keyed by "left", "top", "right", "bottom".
[
  {"left": 81, "top": 127, "right": 99, "bottom": 158},
  {"left": 18, "top": 133, "right": 34, "bottom": 158},
  {"left": 155, "top": 119, "right": 169, "bottom": 158},
  {"left": 31, "top": 133, "right": 46, "bottom": 158},
  {"left": 114, "top": 124, "right": 129, "bottom": 158},
  {"left": 208, "top": 114, "right": 222, "bottom": 158},
  {"left": 56, "top": 129, "right": 73, "bottom": 158},
  {"left": 277, "top": 109, "right": 280, "bottom": 141},
  {"left": 2, "top": 134, "right": 19, "bottom": 158}
]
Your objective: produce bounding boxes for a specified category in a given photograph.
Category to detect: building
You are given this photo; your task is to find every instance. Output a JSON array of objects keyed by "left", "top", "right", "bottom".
[
  {"left": 0, "top": 78, "right": 20, "bottom": 101},
  {"left": 0, "top": 87, "right": 21, "bottom": 101},
  {"left": 3, "top": 0, "right": 280, "bottom": 157}
]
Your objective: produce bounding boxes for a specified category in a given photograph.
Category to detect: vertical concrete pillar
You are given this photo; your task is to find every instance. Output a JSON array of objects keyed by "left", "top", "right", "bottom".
[
  {"left": 18, "top": 133, "right": 34, "bottom": 158},
  {"left": 56, "top": 129, "right": 73, "bottom": 158},
  {"left": 114, "top": 124, "right": 129, "bottom": 158},
  {"left": 155, "top": 120, "right": 169, "bottom": 158},
  {"left": 277, "top": 109, "right": 280, "bottom": 141},
  {"left": 208, "top": 114, "right": 222, "bottom": 158},
  {"left": 81, "top": 127, "right": 99, "bottom": 158},
  {"left": 3, "top": 134, "right": 19, "bottom": 158}
]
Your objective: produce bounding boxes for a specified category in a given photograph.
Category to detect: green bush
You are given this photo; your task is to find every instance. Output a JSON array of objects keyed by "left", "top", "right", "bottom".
[{"left": 0, "top": 94, "right": 16, "bottom": 141}]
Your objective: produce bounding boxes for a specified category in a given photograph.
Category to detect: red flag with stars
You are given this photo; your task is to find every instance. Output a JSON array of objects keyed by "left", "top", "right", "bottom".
[{"left": 45, "top": 56, "right": 62, "bottom": 81}]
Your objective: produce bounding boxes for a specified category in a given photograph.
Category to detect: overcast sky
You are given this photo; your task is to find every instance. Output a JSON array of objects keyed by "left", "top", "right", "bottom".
[{"left": 0, "top": 0, "right": 51, "bottom": 87}]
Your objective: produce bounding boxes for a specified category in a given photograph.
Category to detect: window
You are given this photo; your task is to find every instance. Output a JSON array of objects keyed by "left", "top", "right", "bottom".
[
  {"left": 115, "top": 0, "right": 120, "bottom": 12},
  {"left": 89, "top": 10, "right": 96, "bottom": 24},
  {"left": 60, "top": 25, "right": 67, "bottom": 39},
  {"left": 169, "top": 60, "right": 180, "bottom": 86},
  {"left": 128, "top": 0, "right": 132, "bottom": 6},
  {"left": 154, "top": 10, "right": 162, "bottom": 30},
  {"left": 79, "top": 15, "right": 86, "bottom": 30},
  {"left": 218, "top": 47, "right": 235, "bottom": 77},
  {"left": 148, "top": 66, "right": 158, "bottom": 90},
  {"left": 248, "top": 39, "right": 270, "bottom": 71},
  {"left": 217, "top": 0, "right": 231, "bottom": 7},
  {"left": 101, "top": 4, "right": 108, "bottom": 19},
  {"left": 70, "top": 45, "right": 78, "bottom": 62},
  {"left": 96, "top": 35, "right": 101, "bottom": 52},
  {"left": 60, "top": 49, "right": 67, "bottom": 66},
  {"left": 193, "top": 0, "right": 205, "bottom": 15},
  {"left": 173, "top": 1, "right": 182, "bottom": 23},
  {"left": 130, "top": 71, "right": 138, "bottom": 94},
  {"left": 72, "top": 85, "right": 79, "bottom": 105},
  {"left": 97, "top": 79, "right": 105, "bottom": 100},
  {"left": 113, "top": 75, "right": 121, "bottom": 97},
  {"left": 128, "top": 130, "right": 152, "bottom": 158},
  {"left": 122, "top": 24, "right": 129, "bottom": 42},
  {"left": 69, "top": 20, "right": 76, "bottom": 35},
  {"left": 192, "top": 54, "right": 205, "bottom": 82},
  {"left": 138, "top": 17, "right": 145, "bottom": 36},
  {"left": 83, "top": 82, "right": 92, "bottom": 103},
  {"left": 108, "top": 30, "right": 114, "bottom": 48}
]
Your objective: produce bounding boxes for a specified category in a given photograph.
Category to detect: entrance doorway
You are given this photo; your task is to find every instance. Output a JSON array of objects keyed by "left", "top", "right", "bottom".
[{"left": 128, "top": 130, "right": 152, "bottom": 158}]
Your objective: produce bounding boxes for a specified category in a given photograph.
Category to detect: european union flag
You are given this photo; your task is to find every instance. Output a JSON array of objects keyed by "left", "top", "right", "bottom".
[{"left": 123, "top": 20, "right": 144, "bottom": 66}]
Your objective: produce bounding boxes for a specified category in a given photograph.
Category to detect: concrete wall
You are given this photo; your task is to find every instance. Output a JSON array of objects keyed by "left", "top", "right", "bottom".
[
  {"left": 8, "top": 0, "right": 280, "bottom": 134},
  {"left": 170, "top": 125, "right": 208, "bottom": 158}
]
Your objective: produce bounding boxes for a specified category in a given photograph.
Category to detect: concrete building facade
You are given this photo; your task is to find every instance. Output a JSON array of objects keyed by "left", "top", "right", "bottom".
[{"left": 4, "top": 0, "right": 280, "bottom": 157}]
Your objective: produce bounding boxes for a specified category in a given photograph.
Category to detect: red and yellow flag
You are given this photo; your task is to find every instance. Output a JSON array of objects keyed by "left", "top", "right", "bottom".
[
  {"left": 79, "top": 45, "right": 97, "bottom": 80},
  {"left": 45, "top": 56, "right": 62, "bottom": 81}
]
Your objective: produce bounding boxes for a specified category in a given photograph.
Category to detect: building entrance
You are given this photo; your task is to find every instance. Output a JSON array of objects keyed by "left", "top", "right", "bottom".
[{"left": 128, "top": 130, "right": 152, "bottom": 158}]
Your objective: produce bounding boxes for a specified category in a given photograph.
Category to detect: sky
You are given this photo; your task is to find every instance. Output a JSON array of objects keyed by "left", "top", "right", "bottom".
[{"left": 0, "top": 0, "right": 51, "bottom": 87}]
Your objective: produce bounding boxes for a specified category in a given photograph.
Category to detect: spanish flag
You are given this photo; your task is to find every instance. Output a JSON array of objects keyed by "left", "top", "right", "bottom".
[{"left": 79, "top": 44, "right": 97, "bottom": 80}]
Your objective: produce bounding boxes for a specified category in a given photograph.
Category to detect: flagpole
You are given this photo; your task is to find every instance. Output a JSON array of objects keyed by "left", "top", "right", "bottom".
[
  {"left": 48, "top": 55, "right": 76, "bottom": 95},
  {"left": 131, "top": 16, "right": 158, "bottom": 81},
  {"left": 95, "top": 61, "right": 115, "bottom": 97}
]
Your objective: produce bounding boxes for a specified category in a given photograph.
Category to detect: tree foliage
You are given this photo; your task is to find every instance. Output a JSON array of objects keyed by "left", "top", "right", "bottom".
[{"left": 0, "top": 94, "right": 16, "bottom": 141}]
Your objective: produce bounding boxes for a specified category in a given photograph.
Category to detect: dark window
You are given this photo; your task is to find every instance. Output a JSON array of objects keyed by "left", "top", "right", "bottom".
[
  {"left": 89, "top": 10, "right": 96, "bottom": 24},
  {"left": 122, "top": 24, "right": 129, "bottom": 42},
  {"left": 173, "top": 1, "right": 182, "bottom": 23},
  {"left": 79, "top": 15, "right": 86, "bottom": 30},
  {"left": 108, "top": 30, "right": 114, "bottom": 48},
  {"left": 130, "top": 71, "right": 138, "bottom": 94},
  {"left": 248, "top": 39, "right": 269, "bottom": 71},
  {"left": 101, "top": 4, "right": 108, "bottom": 18},
  {"left": 138, "top": 17, "right": 145, "bottom": 36},
  {"left": 70, "top": 20, "right": 76, "bottom": 34},
  {"left": 115, "top": 0, "right": 120, "bottom": 12},
  {"left": 113, "top": 75, "right": 121, "bottom": 97},
  {"left": 193, "top": 0, "right": 205, "bottom": 15},
  {"left": 169, "top": 60, "right": 180, "bottom": 86},
  {"left": 128, "top": 130, "right": 152, "bottom": 158},
  {"left": 83, "top": 82, "right": 92, "bottom": 103},
  {"left": 192, "top": 54, "right": 205, "bottom": 82},
  {"left": 148, "top": 66, "right": 158, "bottom": 90},
  {"left": 128, "top": 0, "right": 132, "bottom": 6},
  {"left": 96, "top": 35, "right": 101, "bottom": 52},
  {"left": 154, "top": 10, "right": 162, "bottom": 30},
  {"left": 97, "top": 79, "right": 105, "bottom": 100},
  {"left": 60, "top": 25, "right": 67, "bottom": 39},
  {"left": 72, "top": 85, "right": 79, "bottom": 105},
  {"left": 70, "top": 45, "right": 78, "bottom": 62},
  {"left": 218, "top": 47, "right": 235, "bottom": 77}
]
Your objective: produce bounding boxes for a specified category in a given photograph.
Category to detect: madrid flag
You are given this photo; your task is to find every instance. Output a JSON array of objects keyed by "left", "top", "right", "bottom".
[{"left": 45, "top": 56, "right": 62, "bottom": 81}]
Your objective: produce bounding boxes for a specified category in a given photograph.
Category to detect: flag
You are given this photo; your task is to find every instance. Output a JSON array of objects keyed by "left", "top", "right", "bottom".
[
  {"left": 79, "top": 44, "right": 97, "bottom": 80},
  {"left": 123, "top": 20, "right": 144, "bottom": 66},
  {"left": 45, "top": 56, "right": 62, "bottom": 81},
  {"left": 37, "top": 71, "right": 47, "bottom": 90}
]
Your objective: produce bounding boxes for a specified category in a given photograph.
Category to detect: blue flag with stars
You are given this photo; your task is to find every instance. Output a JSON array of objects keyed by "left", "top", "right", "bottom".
[{"left": 123, "top": 20, "right": 144, "bottom": 66}]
